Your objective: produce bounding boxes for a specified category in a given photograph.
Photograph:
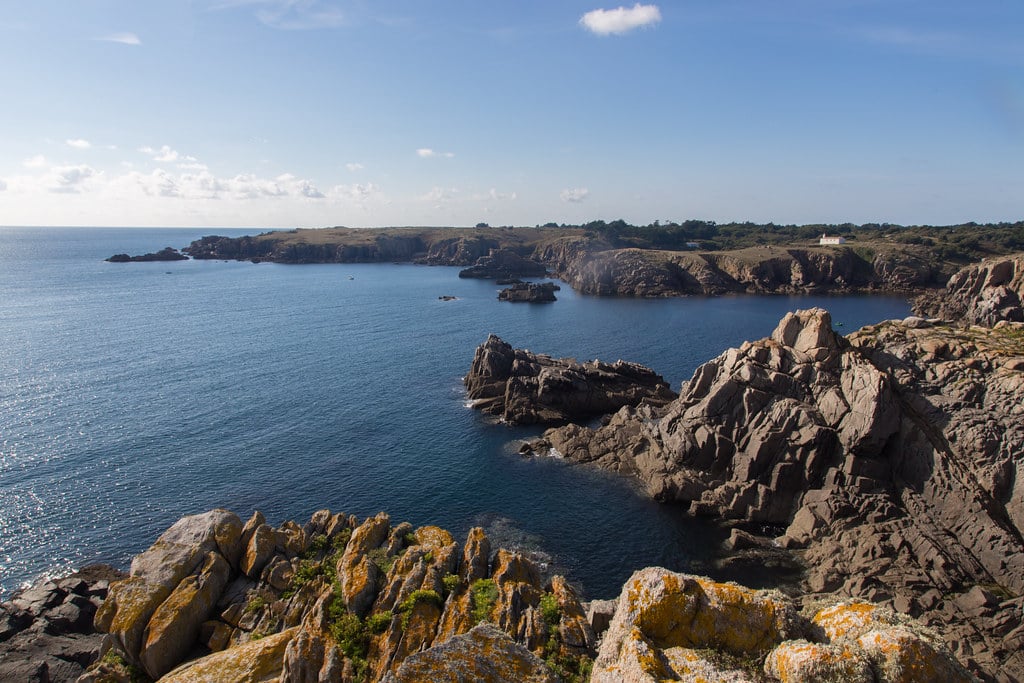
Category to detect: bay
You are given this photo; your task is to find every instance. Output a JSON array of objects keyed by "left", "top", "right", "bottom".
[{"left": 0, "top": 227, "right": 912, "bottom": 599}]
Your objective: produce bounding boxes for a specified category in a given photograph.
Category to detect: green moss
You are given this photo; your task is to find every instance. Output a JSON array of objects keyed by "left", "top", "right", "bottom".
[{"left": 470, "top": 579, "right": 499, "bottom": 625}]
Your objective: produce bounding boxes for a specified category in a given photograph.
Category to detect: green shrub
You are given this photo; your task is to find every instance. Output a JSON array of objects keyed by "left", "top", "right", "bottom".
[
  {"left": 245, "top": 595, "right": 267, "bottom": 613},
  {"left": 442, "top": 573, "right": 460, "bottom": 597},
  {"left": 539, "top": 592, "right": 560, "bottom": 629},
  {"left": 470, "top": 579, "right": 499, "bottom": 624},
  {"left": 398, "top": 589, "right": 443, "bottom": 630},
  {"left": 367, "top": 547, "right": 395, "bottom": 574},
  {"left": 365, "top": 610, "right": 393, "bottom": 634}
]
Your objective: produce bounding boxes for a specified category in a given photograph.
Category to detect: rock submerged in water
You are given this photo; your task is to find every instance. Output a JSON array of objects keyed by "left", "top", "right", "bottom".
[{"left": 464, "top": 334, "right": 677, "bottom": 425}]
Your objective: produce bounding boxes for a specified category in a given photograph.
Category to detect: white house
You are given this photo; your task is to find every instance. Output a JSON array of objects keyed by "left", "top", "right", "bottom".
[{"left": 819, "top": 234, "right": 846, "bottom": 245}]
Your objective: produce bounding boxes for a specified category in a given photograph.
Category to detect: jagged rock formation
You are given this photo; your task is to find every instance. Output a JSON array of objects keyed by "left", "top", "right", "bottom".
[
  {"left": 497, "top": 282, "right": 559, "bottom": 303},
  {"left": 915, "top": 253, "right": 1024, "bottom": 326},
  {"left": 0, "top": 565, "right": 124, "bottom": 682},
  {"left": 465, "top": 335, "right": 677, "bottom": 425},
  {"left": 531, "top": 308, "right": 1024, "bottom": 680},
  {"left": 106, "top": 247, "right": 188, "bottom": 262},
  {"left": 591, "top": 567, "right": 973, "bottom": 683},
  {"left": 82, "top": 508, "right": 595, "bottom": 682},
  {"left": 458, "top": 247, "right": 548, "bottom": 279}
]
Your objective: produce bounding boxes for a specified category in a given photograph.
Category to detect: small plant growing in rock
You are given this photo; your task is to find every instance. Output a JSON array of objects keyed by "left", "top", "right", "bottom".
[
  {"left": 245, "top": 594, "right": 267, "bottom": 613},
  {"left": 365, "top": 610, "right": 393, "bottom": 635},
  {"left": 398, "top": 589, "right": 443, "bottom": 629},
  {"left": 96, "top": 649, "right": 149, "bottom": 683},
  {"left": 470, "top": 578, "right": 498, "bottom": 624},
  {"left": 442, "top": 573, "right": 460, "bottom": 597},
  {"left": 368, "top": 547, "right": 395, "bottom": 574},
  {"left": 539, "top": 592, "right": 560, "bottom": 630}
]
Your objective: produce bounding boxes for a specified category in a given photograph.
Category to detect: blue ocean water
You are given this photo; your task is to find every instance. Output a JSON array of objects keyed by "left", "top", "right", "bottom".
[{"left": 0, "top": 227, "right": 913, "bottom": 599}]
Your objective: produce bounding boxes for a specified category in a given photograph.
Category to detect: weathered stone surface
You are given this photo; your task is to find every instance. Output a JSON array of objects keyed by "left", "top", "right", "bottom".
[
  {"left": 159, "top": 626, "right": 298, "bottom": 683},
  {"left": 915, "top": 253, "right": 1024, "bottom": 326},
  {"left": 381, "top": 623, "right": 559, "bottom": 683},
  {"left": 139, "top": 550, "right": 232, "bottom": 679},
  {"left": 96, "top": 509, "right": 242, "bottom": 663},
  {"left": 465, "top": 334, "right": 677, "bottom": 425},
  {"left": 337, "top": 512, "right": 390, "bottom": 617}
]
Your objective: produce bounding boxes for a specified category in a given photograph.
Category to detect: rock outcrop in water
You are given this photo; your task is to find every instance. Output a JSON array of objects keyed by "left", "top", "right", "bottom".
[
  {"left": 497, "top": 281, "right": 559, "bottom": 303},
  {"left": 915, "top": 253, "right": 1024, "bottom": 326},
  {"left": 465, "top": 334, "right": 677, "bottom": 425},
  {"left": 106, "top": 247, "right": 188, "bottom": 262},
  {"left": 528, "top": 303, "right": 1024, "bottom": 680}
]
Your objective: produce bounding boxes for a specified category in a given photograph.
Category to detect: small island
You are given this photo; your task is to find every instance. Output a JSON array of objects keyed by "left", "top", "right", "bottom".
[{"left": 106, "top": 247, "right": 188, "bottom": 263}]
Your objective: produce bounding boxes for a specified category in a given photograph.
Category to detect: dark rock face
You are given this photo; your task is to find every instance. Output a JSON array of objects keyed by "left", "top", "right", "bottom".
[
  {"left": 458, "top": 248, "right": 548, "bottom": 279},
  {"left": 915, "top": 253, "right": 1024, "bottom": 326},
  {"left": 106, "top": 247, "right": 188, "bottom": 262},
  {"left": 497, "top": 282, "right": 559, "bottom": 303},
  {"left": 464, "top": 335, "right": 677, "bottom": 425},
  {"left": 537, "top": 308, "right": 1024, "bottom": 679},
  {"left": 0, "top": 565, "right": 125, "bottom": 683}
]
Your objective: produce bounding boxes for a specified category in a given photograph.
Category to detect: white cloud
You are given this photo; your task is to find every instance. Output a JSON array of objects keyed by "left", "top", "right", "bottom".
[
  {"left": 416, "top": 148, "right": 455, "bottom": 159},
  {"left": 580, "top": 4, "right": 661, "bottom": 36},
  {"left": 140, "top": 145, "right": 181, "bottom": 162},
  {"left": 345, "top": 162, "right": 364, "bottom": 172},
  {"left": 97, "top": 32, "right": 141, "bottom": 46},
  {"left": 560, "top": 187, "right": 590, "bottom": 203},
  {"left": 487, "top": 188, "right": 517, "bottom": 201},
  {"left": 66, "top": 138, "right": 92, "bottom": 149},
  {"left": 23, "top": 155, "right": 47, "bottom": 168},
  {"left": 0, "top": 179, "right": 6, "bottom": 192},
  {"left": 212, "top": 0, "right": 346, "bottom": 30},
  {"left": 331, "top": 182, "right": 381, "bottom": 201},
  {"left": 46, "top": 165, "right": 99, "bottom": 194}
]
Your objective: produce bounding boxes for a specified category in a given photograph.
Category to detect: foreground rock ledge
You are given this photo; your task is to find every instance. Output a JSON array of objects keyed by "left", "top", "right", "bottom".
[
  {"left": 533, "top": 306, "right": 1024, "bottom": 680},
  {"left": 464, "top": 334, "right": 677, "bottom": 425},
  {"left": 64, "top": 508, "right": 973, "bottom": 682}
]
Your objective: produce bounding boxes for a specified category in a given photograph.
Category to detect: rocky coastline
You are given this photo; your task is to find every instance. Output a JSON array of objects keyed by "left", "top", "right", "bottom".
[{"left": 176, "top": 227, "right": 963, "bottom": 297}]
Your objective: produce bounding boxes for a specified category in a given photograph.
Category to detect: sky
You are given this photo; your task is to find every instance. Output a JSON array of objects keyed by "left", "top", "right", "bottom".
[{"left": 0, "top": 0, "right": 1022, "bottom": 228}]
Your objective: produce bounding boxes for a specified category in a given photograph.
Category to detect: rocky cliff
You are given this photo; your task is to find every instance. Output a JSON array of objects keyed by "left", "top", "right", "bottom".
[
  {"left": 465, "top": 335, "right": 677, "bottom": 425},
  {"left": 527, "top": 307, "right": 1024, "bottom": 680},
  {"left": 915, "top": 253, "right": 1024, "bottom": 326},
  {"left": 545, "top": 244, "right": 942, "bottom": 296}
]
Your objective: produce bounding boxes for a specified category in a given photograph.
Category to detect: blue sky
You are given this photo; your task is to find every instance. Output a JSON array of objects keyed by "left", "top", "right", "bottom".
[{"left": 1, "top": 1, "right": 1021, "bottom": 228}]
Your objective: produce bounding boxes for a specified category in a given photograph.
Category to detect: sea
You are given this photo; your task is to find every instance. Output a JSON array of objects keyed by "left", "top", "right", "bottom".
[{"left": 0, "top": 227, "right": 913, "bottom": 600}]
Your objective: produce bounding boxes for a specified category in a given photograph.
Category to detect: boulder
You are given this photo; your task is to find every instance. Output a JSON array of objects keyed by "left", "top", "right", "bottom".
[
  {"left": 159, "top": 626, "right": 298, "bottom": 683},
  {"left": 497, "top": 281, "right": 559, "bottom": 303}
]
